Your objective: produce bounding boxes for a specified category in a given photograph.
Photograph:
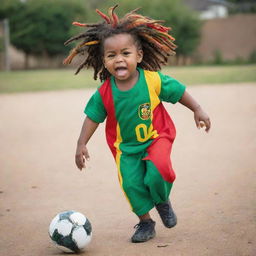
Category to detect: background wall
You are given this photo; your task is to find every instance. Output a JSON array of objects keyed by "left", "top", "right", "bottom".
[{"left": 196, "top": 14, "right": 256, "bottom": 62}]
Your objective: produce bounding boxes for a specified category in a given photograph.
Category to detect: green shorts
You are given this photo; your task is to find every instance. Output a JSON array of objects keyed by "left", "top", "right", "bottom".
[{"left": 117, "top": 139, "right": 174, "bottom": 216}]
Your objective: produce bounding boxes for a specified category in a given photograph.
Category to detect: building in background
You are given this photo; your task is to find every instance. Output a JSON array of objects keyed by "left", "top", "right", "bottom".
[{"left": 183, "top": 0, "right": 232, "bottom": 19}]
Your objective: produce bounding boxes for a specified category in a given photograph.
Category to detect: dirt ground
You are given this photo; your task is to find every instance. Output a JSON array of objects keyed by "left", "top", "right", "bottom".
[{"left": 0, "top": 83, "right": 255, "bottom": 256}]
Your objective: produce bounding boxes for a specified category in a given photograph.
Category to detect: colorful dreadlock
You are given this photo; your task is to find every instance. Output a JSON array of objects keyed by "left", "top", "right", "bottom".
[{"left": 63, "top": 5, "right": 177, "bottom": 81}]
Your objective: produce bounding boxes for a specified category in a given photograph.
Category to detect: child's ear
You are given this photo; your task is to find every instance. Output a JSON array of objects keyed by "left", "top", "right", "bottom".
[{"left": 137, "top": 49, "right": 143, "bottom": 63}]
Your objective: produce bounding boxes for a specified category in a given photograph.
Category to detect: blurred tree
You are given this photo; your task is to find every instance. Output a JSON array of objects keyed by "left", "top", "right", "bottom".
[
  {"left": 92, "top": 0, "right": 201, "bottom": 64},
  {"left": 227, "top": 0, "right": 256, "bottom": 13},
  {"left": 0, "top": 36, "right": 3, "bottom": 52},
  {"left": 0, "top": 0, "right": 22, "bottom": 19},
  {"left": 227, "top": 0, "right": 255, "bottom": 3},
  {"left": 87, "top": 0, "right": 106, "bottom": 9},
  {"left": 2, "top": 0, "right": 89, "bottom": 68}
]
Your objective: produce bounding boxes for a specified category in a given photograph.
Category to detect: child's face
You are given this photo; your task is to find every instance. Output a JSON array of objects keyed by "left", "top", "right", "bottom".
[{"left": 103, "top": 33, "right": 143, "bottom": 83}]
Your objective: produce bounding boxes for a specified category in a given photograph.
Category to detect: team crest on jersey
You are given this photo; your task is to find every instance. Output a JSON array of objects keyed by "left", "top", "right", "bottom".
[{"left": 138, "top": 103, "right": 151, "bottom": 120}]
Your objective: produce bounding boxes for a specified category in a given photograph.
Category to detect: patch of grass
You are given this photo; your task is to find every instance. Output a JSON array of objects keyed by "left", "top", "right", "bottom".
[
  {"left": 0, "top": 69, "right": 98, "bottom": 93},
  {"left": 0, "top": 64, "right": 255, "bottom": 93},
  {"left": 162, "top": 64, "right": 256, "bottom": 86}
]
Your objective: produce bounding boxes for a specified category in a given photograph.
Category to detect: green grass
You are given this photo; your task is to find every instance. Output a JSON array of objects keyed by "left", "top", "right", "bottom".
[
  {"left": 0, "top": 69, "right": 98, "bottom": 93},
  {"left": 0, "top": 64, "right": 255, "bottom": 93},
  {"left": 162, "top": 64, "right": 256, "bottom": 85}
]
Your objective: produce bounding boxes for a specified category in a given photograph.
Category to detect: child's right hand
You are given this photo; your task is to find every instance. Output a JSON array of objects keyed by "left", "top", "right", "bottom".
[{"left": 75, "top": 144, "right": 90, "bottom": 170}]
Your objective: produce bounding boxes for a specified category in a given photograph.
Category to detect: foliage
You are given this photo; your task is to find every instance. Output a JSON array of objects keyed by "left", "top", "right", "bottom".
[
  {"left": 0, "top": 0, "right": 201, "bottom": 62},
  {"left": 0, "top": 0, "right": 22, "bottom": 20},
  {"left": 3, "top": 0, "right": 88, "bottom": 57},
  {"left": 213, "top": 49, "right": 224, "bottom": 65},
  {"left": 249, "top": 50, "right": 256, "bottom": 63},
  {"left": 0, "top": 36, "right": 4, "bottom": 52},
  {"left": 227, "top": 0, "right": 256, "bottom": 13}
]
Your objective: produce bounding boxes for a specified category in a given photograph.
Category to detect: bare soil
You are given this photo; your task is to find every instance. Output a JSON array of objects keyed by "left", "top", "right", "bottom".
[{"left": 0, "top": 83, "right": 255, "bottom": 256}]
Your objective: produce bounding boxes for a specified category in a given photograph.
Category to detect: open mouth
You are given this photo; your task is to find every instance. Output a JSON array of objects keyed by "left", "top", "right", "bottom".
[
  {"left": 115, "top": 67, "right": 128, "bottom": 76},
  {"left": 115, "top": 67, "right": 127, "bottom": 71}
]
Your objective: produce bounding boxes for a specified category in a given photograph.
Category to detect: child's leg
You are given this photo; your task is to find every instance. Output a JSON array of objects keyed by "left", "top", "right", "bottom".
[
  {"left": 118, "top": 153, "right": 156, "bottom": 242},
  {"left": 143, "top": 138, "right": 177, "bottom": 228},
  {"left": 118, "top": 152, "right": 154, "bottom": 216},
  {"left": 144, "top": 160, "right": 173, "bottom": 204},
  {"left": 144, "top": 159, "right": 177, "bottom": 228},
  {"left": 143, "top": 137, "right": 175, "bottom": 202}
]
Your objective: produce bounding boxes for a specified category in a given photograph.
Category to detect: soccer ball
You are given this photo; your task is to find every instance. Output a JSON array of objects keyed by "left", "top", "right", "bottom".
[{"left": 49, "top": 210, "right": 92, "bottom": 253}]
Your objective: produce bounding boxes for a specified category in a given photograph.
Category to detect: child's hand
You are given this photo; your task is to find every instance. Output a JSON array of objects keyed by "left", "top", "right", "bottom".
[
  {"left": 194, "top": 106, "right": 211, "bottom": 132},
  {"left": 75, "top": 144, "right": 90, "bottom": 170}
]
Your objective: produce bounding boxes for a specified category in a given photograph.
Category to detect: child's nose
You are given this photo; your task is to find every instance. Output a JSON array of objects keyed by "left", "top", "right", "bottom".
[{"left": 116, "top": 54, "right": 124, "bottom": 62}]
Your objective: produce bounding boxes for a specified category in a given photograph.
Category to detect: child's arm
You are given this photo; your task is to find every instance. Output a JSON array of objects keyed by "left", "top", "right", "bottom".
[
  {"left": 179, "top": 91, "right": 211, "bottom": 132},
  {"left": 75, "top": 116, "right": 99, "bottom": 170}
]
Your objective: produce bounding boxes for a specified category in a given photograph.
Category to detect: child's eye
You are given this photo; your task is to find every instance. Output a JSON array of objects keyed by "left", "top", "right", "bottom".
[
  {"left": 123, "top": 52, "right": 131, "bottom": 56},
  {"left": 107, "top": 54, "right": 115, "bottom": 58}
]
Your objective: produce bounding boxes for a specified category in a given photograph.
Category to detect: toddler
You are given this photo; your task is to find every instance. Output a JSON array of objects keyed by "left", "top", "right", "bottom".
[{"left": 64, "top": 5, "right": 211, "bottom": 243}]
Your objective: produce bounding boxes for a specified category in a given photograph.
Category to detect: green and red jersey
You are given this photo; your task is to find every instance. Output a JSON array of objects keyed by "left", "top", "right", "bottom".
[{"left": 85, "top": 67, "right": 185, "bottom": 159}]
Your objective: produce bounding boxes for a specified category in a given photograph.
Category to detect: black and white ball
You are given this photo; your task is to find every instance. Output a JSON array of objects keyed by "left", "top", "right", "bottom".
[{"left": 49, "top": 211, "right": 92, "bottom": 253}]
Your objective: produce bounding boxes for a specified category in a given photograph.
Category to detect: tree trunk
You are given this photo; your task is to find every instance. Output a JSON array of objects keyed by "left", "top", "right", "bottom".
[
  {"left": 175, "top": 54, "right": 180, "bottom": 66},
  {"left": 24, "top": 52, "right": 29, "bottom": 69}
]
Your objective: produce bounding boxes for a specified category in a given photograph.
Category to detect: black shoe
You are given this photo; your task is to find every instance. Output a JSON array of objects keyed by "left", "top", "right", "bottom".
[
  {"left": 155, "top": 200, "right": 177, "bottom": 228},
  {"left": 131, "top": 219, "right": 156, "bottom": 243}
]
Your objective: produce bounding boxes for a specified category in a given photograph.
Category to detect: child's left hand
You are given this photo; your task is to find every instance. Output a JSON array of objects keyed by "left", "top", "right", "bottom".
[{"left": 194, "top": 106, "right": 211, "bottom": 132}]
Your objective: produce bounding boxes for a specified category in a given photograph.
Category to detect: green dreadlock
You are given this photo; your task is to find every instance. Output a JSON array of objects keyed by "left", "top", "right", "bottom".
[{"left": 63, "top": 5, "right": 177, "bottom": 81}]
